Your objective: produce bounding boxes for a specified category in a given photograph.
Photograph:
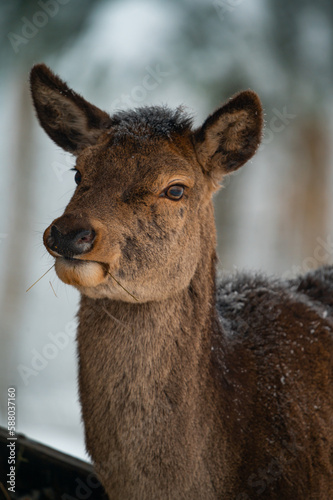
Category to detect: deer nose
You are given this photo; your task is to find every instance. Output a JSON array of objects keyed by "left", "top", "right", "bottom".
[{"left": 47, "top": 224, "right": 96, "bottom": 258}]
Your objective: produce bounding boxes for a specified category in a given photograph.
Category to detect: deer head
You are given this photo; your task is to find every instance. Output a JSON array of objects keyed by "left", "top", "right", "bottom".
[{"left": 30, "top": 64, "right": 263, "bottom": 302}]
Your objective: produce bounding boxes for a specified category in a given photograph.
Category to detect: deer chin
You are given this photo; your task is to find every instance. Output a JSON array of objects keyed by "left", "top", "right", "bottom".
[{"left": 55, "top": 257, "right": 107, "bottom": 288}]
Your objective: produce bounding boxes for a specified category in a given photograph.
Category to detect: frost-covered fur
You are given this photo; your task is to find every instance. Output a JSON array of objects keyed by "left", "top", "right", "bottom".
[{"left": 213, "top": 267, "right": 333, "bottom": 497}]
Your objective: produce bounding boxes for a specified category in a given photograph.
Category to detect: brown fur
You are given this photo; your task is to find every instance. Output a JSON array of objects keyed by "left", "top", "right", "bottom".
[{"left": 30, "top": 64, "right": 333, "bottom": 499}]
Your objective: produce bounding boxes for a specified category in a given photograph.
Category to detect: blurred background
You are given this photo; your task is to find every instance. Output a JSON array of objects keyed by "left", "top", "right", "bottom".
[{"left": 0, "top": 0, "right": 332, "bottom": 461}]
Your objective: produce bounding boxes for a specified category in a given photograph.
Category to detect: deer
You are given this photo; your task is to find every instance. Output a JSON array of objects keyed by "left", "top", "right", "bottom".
[{"left": 30, "top": 63, "right": 333, "bottom": 499}]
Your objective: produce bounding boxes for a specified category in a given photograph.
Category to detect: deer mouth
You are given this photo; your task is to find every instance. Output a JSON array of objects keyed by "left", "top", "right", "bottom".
[
  {"left": 62, "top": 255, "right": 94, "bottom": 264},
  {"left": 58, "top": 255, "right": 109, "bottom": 269}
]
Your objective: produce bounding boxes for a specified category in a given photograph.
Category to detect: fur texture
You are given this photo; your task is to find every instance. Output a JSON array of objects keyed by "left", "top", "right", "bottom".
[{"left": 30, "top": 64, "right": 333, "bottom": 499}]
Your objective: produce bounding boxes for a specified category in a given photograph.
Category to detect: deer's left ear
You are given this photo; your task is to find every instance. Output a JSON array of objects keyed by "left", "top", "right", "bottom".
[{"left": 193, "top": 91, "right": 263, "bottom": 186}]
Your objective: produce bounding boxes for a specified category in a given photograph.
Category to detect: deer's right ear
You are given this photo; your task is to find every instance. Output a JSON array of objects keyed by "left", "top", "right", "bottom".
[{"left": 30, "top": 64, "right": 113, "bottom": 154}]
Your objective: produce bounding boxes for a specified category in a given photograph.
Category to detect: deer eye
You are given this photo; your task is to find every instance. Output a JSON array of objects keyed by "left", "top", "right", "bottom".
[
  {"left": 74, "top": 169, "right": 82, "bottom": 185},
  {"left": 165, "top": 185, "right": 184, "bottom": 201}
]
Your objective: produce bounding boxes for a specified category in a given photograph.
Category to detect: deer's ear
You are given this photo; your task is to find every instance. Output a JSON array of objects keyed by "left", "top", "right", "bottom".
[
  {"left": 30, "top": 64, "right": 113, "bottom": 154},
  {"left": 193, "top": 91, "right": 263, "bottom": 186}
]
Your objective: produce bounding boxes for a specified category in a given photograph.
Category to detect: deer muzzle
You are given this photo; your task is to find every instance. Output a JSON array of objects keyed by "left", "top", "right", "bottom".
[{"left": 43, "top": 214, "right": 112, "bottom": 288}]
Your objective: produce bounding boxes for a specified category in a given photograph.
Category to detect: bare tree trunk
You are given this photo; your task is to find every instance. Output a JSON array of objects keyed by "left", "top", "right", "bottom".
[{"left": 277, "top": 115, "right": 330, "bottom": 273}]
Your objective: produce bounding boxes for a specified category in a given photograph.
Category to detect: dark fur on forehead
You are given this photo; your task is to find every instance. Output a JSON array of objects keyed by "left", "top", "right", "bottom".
[{"left": 110, "top": 106, "right": 193, "bottom": 140}]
